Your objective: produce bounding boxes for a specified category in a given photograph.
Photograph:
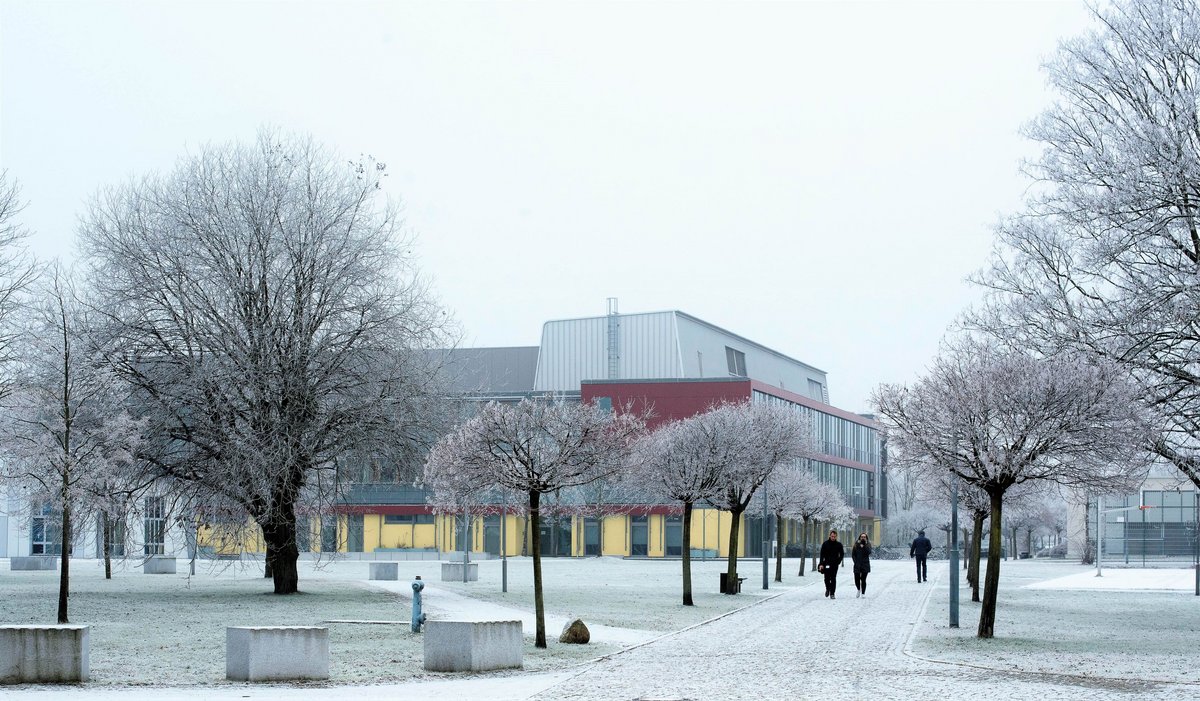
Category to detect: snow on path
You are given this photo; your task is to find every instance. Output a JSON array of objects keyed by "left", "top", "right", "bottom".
[
  {"left": 354, "top": 577, "right": 659, "bottom": 646},
  {"left": 532, "top": 561, "right": 1190, "bottom": 701}
]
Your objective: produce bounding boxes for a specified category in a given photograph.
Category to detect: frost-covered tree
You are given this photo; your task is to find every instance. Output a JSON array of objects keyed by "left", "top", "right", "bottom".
[
  {"left": 757, "top": 468, "right": 848, "bottom": 578},
  {"left": 79, "top": 131, "right": 453, "bottom": 595},
  {"left": 873, "top": 339, "right": 1149, "bottom": 638},
  {"left": 0, "top": 265, "right": 147, "bottom": 622},
  {"left": 424, "top": 397, "right": 647, "bottom": 647},
  {"left": 971, "top": 0, "right": 1200, "bottom": 491},
  {"left": 708, "top": 402, "right": 814, "bottom": 593},
  {"left": 631, "top": 416, "right": 728, "bottom": 605},
  {"left": 0, "top": 171, "right": 37, "bottom": 397}
]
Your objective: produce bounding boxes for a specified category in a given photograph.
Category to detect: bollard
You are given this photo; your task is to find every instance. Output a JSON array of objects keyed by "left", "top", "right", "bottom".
[{"left": 411, "top": 575, "right": 427, "bottom": 633}]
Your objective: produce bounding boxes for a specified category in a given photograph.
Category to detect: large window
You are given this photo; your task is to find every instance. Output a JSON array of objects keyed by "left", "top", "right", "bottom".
[
  {"left": 31, "top": 501, "right": 62, "bottom": 555},
  {"left": 144, "top": 496, "right": 166, "bottom": 555},
  {"left": 726, "top": 347, "right": 747, "bottom": 377}
]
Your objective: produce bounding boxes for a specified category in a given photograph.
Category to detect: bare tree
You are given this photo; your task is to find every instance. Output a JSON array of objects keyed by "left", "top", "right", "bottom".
[
  {"left": 78, "top": 131, "right": 453, "bottom": 594},
  {"left": 971, "top": 0, "right": 1200, "bottom": 491},
  {"left": 631, "top": 416, "right": 727, "bottom": 605},
  {"left": 708, "top": 402, "right": 814, "bottom": 594},
  {"left": 424, "top": 396, "right": 648, "bottom": 648},
  {"left": 0, "top": 171, "right": 37, "bottom": 397},
  {"left": 0, "top": 264, "right": 146, "bottom": 622},
  {"left": 873, "top": 339, "right": 1150, "bottom": 638}
]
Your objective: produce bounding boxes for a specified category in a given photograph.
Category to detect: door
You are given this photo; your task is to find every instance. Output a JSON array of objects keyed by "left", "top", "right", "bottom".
[
  {"left": 347, "top": 515, "right": 364, "bottom": 553},
  {"left": 484, "top": 516, "right": 501, "bottom": 555},
  {"left": 584, "top": 518, "right": 601, "bottom": 556},
  {"left": 664, "top": 516, "right": 682, "bottom": 557},
  {"left": 631, "top": 515, "right": 648, "bottom": 556}
]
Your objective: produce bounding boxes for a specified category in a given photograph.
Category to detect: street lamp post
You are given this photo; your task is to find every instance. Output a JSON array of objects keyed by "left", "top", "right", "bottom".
[
  {"left": 502, "top": 496, "right": 508, "bottom": 594},
  {"left": 950, "top": 478, "right": 959, "bottom": 628},
  {"left": 762, "top": 488, "right": 769, "bottom": 591}
]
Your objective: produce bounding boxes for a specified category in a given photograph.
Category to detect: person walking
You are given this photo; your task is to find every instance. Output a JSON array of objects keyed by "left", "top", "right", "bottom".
[
  {"left": 910, "top": 529, "right": 932, "bottom": 582},
  {"left": 818, "top": 529, "right": 844, "bottom": 599},
  {"left": 851, "top": 532, "right": 872, "bottom": 598}
]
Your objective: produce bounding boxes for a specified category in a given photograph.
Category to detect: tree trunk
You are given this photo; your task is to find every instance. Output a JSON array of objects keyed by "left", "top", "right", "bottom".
[
  {"left": 58, "top": 496, "right": 71, "bottom": 623},
  {"left": 102, "top": 511, "right": 113, "bottom": 580},
  {"left": 529, "top": 490, "right": 547, "bottom": 647},
  {"left": 774, "top": 511, "right": 784, "bottom": 583},
  {"left": 811, "top": 520, "right": 821, "bottom": 572},
  {"left": 260, "top": 502, "right": 299, "bottom": 594},
  {"left": 681, "top": 501, "right": 695, "bottom": 606},
  {"left": 724, "top": 507, "right": 743, "bottom": 594},
  {"left": 264, "top": 539, "right": 275, "bottom": 579},
  {"left": 798, "top": 518, "right": 808, "bottom": 576},
  {"left": 969, "top": 511, "right": 984, "bottom": 602},
  {"left": 977, "top": 490, "right": 1005, "bottom": 638}
]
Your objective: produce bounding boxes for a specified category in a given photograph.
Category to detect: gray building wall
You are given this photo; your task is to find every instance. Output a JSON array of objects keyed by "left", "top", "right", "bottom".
[{"left": 534, "top": 310, "right": 829, "bottom": 401}]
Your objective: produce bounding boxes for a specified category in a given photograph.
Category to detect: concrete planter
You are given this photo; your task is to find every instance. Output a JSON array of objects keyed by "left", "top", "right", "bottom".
[
  {"left": 424, "top": 620, "right": 522, "bottom": 672},
  {"left": 143, "top": 556, "right": 177, "bottom": 574},
  {"left": 226, "top": 626, "right": 329, "bottom": 682},
  {"left": 9, "top": 557, "right": 58, "bottom": 571},
  {"left": 440, "top": 562, "right": 478, "bottom": 582},
  {"left": 368, "top": 562, "right": 399, "bottom": 580},
  {"left": 0, "top": 625, "right": 89, "bottom": 683}
]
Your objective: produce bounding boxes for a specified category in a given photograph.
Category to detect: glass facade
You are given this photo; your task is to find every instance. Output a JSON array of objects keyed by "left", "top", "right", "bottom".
[
  {"left": 1097, "top": 490, "right": 1199, "bottom": 562},
  {"left": 752, "top": 390, "right": 881, "bottom": 513}
]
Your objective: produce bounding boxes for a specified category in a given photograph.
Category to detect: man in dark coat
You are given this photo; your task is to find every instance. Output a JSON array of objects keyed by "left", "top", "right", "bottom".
[
  {"left": 818, "top": 529, "right": 844, "bottom": 599},
  {"left": 910, "top": 530, "right": 933, "bottom": 582}
]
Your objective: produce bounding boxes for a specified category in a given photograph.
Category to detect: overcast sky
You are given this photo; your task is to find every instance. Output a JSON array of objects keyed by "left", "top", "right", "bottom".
[{"left": 1, "top": 1, "right": 1095, "bottom": 413}]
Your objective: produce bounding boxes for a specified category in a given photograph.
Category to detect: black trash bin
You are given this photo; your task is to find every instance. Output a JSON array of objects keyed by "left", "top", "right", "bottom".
[{"left": 719, "top": 572, "right": 742, "bottom": 594}]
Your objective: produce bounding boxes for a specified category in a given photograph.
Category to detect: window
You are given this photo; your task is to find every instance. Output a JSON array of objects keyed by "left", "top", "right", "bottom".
[
  {"left": 384, "top": 513, "right": 434, "bottom": 525},
  {"left": 144, "top": 496, "right": 166, "bottom": 555},
  {"left": 808, "top": 379, "right": 824, "bottom": 401},
  {"left": 725, "top": 347, "right": 747, "bottom": 377},
  {"left": 32, "top": 501, "right": 62, "bottom": 555}
]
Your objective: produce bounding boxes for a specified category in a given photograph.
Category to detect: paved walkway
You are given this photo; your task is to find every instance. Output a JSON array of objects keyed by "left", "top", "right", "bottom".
[{"left": 529, "top": 563, "right": 1189, "bottom": 701}]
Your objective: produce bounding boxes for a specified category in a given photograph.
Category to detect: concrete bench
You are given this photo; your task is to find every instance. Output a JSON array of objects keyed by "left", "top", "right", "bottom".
[
  {"left": 423, "top": 620, "right": 522, "bottom": 672},
  {"left": 441, "top": 562, "right": 478, "bottom": 582},
  {"left": 9, "top": 556, "right": 58, "bottom": 571},
  {"left": 226, "top": 626, "right": 329, "bottom": 681},
  {"left": 0, "top": 625, "right": 89, "bottom": 683},
  {"left": 143, "top": 556, "right": 177, "bottom": 574},
  {"left": 369, "top": 562, "right": 399, "bottom": 580}
]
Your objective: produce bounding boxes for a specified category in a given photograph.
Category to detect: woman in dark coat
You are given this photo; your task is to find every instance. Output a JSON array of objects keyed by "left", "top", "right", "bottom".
[
  {"left": 818, "top": 530, "right": 844, "bottom": 599},
  {"left": 851, "top": 532, "right": 872, "bottom": 598}
]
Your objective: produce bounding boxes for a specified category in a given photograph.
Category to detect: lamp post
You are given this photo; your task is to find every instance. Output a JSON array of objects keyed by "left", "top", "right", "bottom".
[
  {"left": 762, "top": 487, "right": 769, "bottom": 591},
  {"left": 502, "top": 495, "right": 508, "bottom": 594},
  {"left": 949, "top": 478, "right": 959, "bottom": 628}
]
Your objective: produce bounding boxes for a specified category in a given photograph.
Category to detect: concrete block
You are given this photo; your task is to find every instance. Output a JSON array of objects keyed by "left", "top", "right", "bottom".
[
  {"left": 440, "top": 562, "right": 478, "bottom": 582},
  {"left": 446, "top": 552, "right": 490, "bottom": 562},
  {"left": 0, "top": 625, "right": 89, "bottom": 683},
  {"left": 423, "top": 620, "right": 522, "bottom": 672},
  {"left": 225, "top": 626, "right": 329, "bottom": 681},
  {"left": 143, "top": 556, "right": 177, "bottom": 574},
  {"left": 10, "top": 557, "right": 58, "bottom": 571},
  {"left": 369, "top": 562, "right": 399, "bottom": 580}
]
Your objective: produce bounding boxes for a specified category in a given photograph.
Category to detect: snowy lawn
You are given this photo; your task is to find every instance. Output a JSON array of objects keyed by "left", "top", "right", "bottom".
[
  {"left": 0, "top": 558, "right": 607, "bottom": 687},
  {"left": 428, "top": 555, "right": 819, "bottom": 632},
  {"left": 912, "top": 560, "right": 1200, "bottom": 684}
]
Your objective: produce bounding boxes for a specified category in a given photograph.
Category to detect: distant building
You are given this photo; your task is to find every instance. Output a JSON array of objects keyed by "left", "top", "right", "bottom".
[{"left": 0, "top": 305, "right": 886, "bottom": 562}]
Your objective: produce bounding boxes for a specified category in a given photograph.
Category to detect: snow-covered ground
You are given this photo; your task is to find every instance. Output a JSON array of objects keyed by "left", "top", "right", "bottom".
[
  {"left": 1025, "top": 564, "right": 1197, "bottom": 591},
  {"left": 4, "top": 557, "right": 1200, "bottom": 699}
]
